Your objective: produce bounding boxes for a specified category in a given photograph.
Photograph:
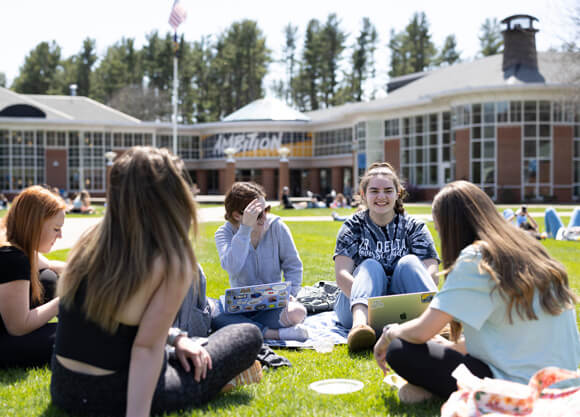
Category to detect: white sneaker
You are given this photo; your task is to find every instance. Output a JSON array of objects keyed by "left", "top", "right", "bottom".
[{"left": 279, "top": 324, "right": 309, "bottom": 341}]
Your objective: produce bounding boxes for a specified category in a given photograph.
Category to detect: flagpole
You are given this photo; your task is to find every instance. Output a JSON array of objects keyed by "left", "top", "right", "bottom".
[{"left": 172, "top": 31, "right": 179, "bottom": 156}]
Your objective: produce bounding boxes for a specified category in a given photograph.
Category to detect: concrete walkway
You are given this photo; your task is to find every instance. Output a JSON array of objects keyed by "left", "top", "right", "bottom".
[
  {"left": 53, "top": 206, "right": 229, "bottom": 251},
  {"left": 52, "top": 207, "right": 576, "bottom": 251}
]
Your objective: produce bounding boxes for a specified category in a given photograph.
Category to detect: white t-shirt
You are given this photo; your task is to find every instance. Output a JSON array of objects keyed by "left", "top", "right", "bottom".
[{"left": 431, "top": 244, "right": 580, "bottom": 384}]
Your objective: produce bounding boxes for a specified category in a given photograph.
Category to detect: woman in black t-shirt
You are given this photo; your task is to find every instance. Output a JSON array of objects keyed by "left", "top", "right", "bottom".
[{"left": 0, "top": 185, "right": 66, "bottom": 367}]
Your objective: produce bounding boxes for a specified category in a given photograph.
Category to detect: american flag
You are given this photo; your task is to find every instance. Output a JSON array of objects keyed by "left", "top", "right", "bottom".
[{"left": 168, "top": 0, "right": 187, "bottom": 30}]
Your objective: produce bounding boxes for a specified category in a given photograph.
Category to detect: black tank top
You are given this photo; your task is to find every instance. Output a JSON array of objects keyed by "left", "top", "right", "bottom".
[
  {"left": 55, "top": 283, "right": 138, "bottom": 371},
  {"left": 0, "top": 246, "right": 31, "bottom": 336}
]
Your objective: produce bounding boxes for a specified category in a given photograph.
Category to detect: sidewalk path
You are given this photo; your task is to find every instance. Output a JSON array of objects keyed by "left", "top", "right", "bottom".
[{"left": 52, "top": 207, "right": 575, "bottom": 251}]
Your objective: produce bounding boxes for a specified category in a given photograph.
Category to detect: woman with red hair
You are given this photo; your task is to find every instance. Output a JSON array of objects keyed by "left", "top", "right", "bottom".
[{"left": 0, "top": 185, "right": 66, "bottom": 367}]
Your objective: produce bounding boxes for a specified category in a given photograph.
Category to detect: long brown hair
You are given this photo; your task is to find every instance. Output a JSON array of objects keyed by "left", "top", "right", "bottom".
[
  {"left": 359, "top": 162, "right": 407, "bottom": 215},
  {"left": 1, "top": 186, "right": 66, "bottom": 304},
  {"left": 432, "top": 181, "right": 577, "bottom": 341},
  {"left": 224, "top": 182, "right": 266, "bottom": 223},
  {"left": 59, "top": 147, "right": 199, "bottom": 333}
]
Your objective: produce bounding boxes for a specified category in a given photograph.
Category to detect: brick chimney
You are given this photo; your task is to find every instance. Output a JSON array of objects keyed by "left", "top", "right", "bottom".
[{"left": 501, "top": 15, "right": 544, "bottom": 82}]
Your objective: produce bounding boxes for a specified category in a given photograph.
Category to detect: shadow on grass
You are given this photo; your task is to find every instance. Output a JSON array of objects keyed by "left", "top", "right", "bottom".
[
  {"left": 380, "top": 390, "right": 444, "bottom": 416},
  {"left": 37, "top": 391, "right": 254, "bottom": 417},
  {"left": 0, "top": 367, "right": 31, "bottom": 385},
  {"left": 347, "top": 349, "right": 373, "bottom": 359},
  {"left": 38, "top": 404, "right": 69, "bottom": 417}
]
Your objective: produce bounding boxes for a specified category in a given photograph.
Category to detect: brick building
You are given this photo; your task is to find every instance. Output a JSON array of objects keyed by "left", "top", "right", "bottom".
[{"left": 1, "top": 15, "right": 579, "bottom": 202}]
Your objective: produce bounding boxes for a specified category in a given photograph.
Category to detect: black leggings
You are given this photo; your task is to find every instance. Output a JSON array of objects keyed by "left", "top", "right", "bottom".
[
  {"left": 386, "top": 338, "right": 493, "bottom": 399},
  {"left": 0, "top": 269, "right": 58, "bottom": 368},
  {"left": 51, "top": 323, "right": 263, "bottom": 417}
]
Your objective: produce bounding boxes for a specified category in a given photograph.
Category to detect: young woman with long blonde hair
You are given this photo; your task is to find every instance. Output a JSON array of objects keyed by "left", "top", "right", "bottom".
[
  {"left": 374, "top": 181, "right": 580, "bottom": 403},
  {"left": 0, "top": 185, "right": 66, "bottom": 367},
  {"left": 50, "top": 147, "right": 262, "bottom": 417}
]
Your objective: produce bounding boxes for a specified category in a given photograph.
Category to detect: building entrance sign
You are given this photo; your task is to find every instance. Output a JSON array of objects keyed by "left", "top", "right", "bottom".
[{"left": 207, "top": 132, "right": 283, "bottom": 158}]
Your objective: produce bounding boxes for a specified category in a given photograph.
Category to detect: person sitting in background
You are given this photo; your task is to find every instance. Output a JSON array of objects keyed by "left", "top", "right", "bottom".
[
  {"left": 330, "top": 193, "right": 349, "bottom": 209},
  {"left": 373, "top": 181, "right": 580, "bottom": 404},
  {"left": 515, "top": 205, "right": 538, "bottom": 231},
  {"left": 514, "top": 205, "right": 543, "bottom": 240},
  {"left": 545, "top": 206, "right": 580, "bottom": 240},
  {"left": 0, "top": 185, "right": 66, "bottom": 368},
  {"left": 0, "top": 193, "right": 8, "bottom": 209},
  {"left": 281, "top": 186, "right": 295, "bottom": 209},
  {"left": 502, "top": 208, "right": 515, "bottom": 224},
  {"left": 306, "top": 191, "right": 326, "bottom": 208},
  {"left": 50, "top": 147, "right": 262, "bottom": 417},
  {"left": 70, "top": 190, "right": 94, "bottom": 214}
]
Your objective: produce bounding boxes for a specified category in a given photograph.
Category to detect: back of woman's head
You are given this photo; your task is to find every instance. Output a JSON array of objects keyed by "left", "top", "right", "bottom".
[
  {"left": 433, "top": 180, "right": 576, "bottom": 325},
  {"left": 224, "top": 182, "right": 266, "bottom": 222},
  {"left": 359, "top": 162, "right": 407, "bottom": 214},
  {"left": 2, "top": 185, "right": 66, "bottom": 303},
  {"left": 60, "top": 147, "right": 199, "bottom": 332}
]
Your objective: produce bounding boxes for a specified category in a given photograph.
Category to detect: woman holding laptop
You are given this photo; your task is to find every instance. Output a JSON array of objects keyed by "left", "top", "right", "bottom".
[
  {"left": 212, "top": 181, "right": 308, "bottom": 341},
  {"left": 334, "top": 162, "right": 439, "bottom": 351},
  {"left": 373, "top": 181, "right": 580, "bottom": 404}
]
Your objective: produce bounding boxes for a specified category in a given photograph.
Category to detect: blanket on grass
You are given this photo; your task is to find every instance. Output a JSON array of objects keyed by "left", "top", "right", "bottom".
[{"left": 264, "top": 311, "right": 349, "bottom": 349}]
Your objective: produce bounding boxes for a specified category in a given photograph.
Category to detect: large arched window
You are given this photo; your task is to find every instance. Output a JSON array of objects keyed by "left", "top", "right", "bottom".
[{"left": 0, "top": 104, "right": 46, "bottom": 118}]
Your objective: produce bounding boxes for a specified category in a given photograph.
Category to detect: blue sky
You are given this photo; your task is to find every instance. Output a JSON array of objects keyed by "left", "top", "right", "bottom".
[{"left": 1, "top": 0, "right": 576, "bottom": 98}]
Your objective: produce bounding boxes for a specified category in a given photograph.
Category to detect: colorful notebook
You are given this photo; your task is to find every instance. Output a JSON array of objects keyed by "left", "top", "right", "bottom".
[{"left": 222, "top": 281, "right": 291, "bottom": 314}]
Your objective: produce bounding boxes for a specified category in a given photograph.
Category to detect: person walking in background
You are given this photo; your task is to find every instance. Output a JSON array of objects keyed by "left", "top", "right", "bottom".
[
  {"left": 334, "top": 162, "right": 439, "bottom": 352},
  {"left": 212, "top": 182, "right": 308, "bottom": 342},
  {"left": 374, "top": 181, "right": 580, "bottom": 404},
  {"left": 50, "top": 147, "right": 262, "bottom": 417},
  {"left": 0, "top": 185, "right": 66, "bottom": 367}
]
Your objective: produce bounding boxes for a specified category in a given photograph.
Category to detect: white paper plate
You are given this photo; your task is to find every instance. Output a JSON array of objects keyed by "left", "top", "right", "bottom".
[{"left": 309, "top": 378, "right": 364, "bottom": 394}]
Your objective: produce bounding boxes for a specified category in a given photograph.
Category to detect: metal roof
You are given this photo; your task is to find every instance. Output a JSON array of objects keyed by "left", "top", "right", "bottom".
[
  {"left": 222, "top": 97, "right": 310, "bottom": 122},
  {"left": 0, "top": 87, "right": 140, "bottom": 124}
]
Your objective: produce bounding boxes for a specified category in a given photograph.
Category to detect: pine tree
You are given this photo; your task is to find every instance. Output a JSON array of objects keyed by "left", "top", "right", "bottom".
[
  {"left": 298, "top": 19, "right": 323, "bottom": 110},
  {"left": 350, "top": 17, "right": 378, "bottom": 101},
  {"left": 435, "top": 34, "right": 461, "bottom": 67},
  {"left": 388, "top": 12, "right": 436, "bottom": 78},
  {"left": 479, "top": 18, "right": 503, "bottom": 56},
  {"left": 77, "top": 38, "right": 97, "bottom": 97},
  {"left": 319, "top": 13, "right": 347, "bottom": 107},
  {"left": 282, "top": 23, "right": 298, "bottom": 105},
  {"left": 12, "top": 41, "right": 62, "bottom": 94}
]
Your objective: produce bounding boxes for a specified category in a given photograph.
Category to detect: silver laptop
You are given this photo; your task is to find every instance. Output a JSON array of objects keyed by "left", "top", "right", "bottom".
[{"left": 368, "top": 291, "right": 436, "bottom": 334}]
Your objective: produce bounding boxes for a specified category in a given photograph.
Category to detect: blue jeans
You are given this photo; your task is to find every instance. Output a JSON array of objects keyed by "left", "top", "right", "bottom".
[
  {"left": 545, "top": 207, "right": 580, "bottom": 238},
  {"left": 334, "top": 255, "right": 437, "bottom": 329},
  {"left": 211, "top": 298, "right": 285, "bottom": 335}
]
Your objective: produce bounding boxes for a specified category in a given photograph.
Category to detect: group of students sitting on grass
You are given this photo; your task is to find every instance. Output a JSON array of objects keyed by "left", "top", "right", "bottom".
[
  {"left": 1, "top": 149, "right": 579, "bottom": 416},
  {"left": 502, "top": 204, "right": 580, "bottom": 241}
]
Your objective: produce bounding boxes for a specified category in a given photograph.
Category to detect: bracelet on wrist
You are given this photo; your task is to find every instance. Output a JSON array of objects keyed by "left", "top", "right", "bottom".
[
  {"left": 167, "top": 328, "right": 188, "bottom": 347},
  {"left": 382, "top": 324, "right": 395, "bottom": 341}
]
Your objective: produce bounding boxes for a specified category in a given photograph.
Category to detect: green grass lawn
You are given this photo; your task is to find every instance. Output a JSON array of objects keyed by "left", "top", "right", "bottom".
[{"left": 1, "top": 214, "right": 580, "bottom": 416}]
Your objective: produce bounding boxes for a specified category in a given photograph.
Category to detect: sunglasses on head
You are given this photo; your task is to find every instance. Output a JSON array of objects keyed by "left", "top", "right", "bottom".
[{"left": 241, "top": 205, "right": 271, "bottom": 220}]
